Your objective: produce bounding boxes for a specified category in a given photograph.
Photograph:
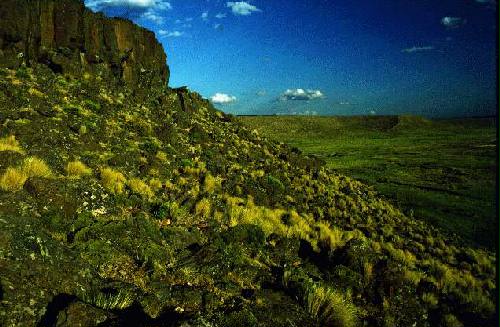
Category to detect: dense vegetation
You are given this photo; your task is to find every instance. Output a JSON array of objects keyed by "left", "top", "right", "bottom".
[
  {"left": 240, "top": 115, "right": 497, "bottom": 249},
  {"left": 0, "top": 65, "right": 496, "bottom": 326}
]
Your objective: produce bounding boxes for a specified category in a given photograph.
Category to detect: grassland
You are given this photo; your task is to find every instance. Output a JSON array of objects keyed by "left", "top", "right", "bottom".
[{"left": 239, "top": 115, "right": 497, "bottom": 249}]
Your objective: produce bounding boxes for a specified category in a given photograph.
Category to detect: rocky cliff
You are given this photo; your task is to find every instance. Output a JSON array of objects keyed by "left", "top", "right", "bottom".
[{"left": 0, "top": 0, "right": 169, "bottom": 90}]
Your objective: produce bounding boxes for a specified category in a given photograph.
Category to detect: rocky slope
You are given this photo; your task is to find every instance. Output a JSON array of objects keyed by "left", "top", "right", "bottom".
[{"left": 0, "top": 1, "right": 496, "bottom": 326}]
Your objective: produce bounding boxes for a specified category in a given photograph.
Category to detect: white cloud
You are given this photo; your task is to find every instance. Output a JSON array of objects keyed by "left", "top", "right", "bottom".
[
  {"left": 279, "top": 89, "right": 325, "bottom": 101},
  {"left": 158, "top": 30, "right": 184, "bottom": 37},
  {"left": 441, "top": 16, "right": 466, "bottom": 28},
  {"left": 201, "top": 11, "right": 209, "bottom": 20},
  {"left": 86, "top": 0, "right": 171, "bottom": 10},
  {"left": 227, "top": 1, "right": 261, "bottom": 16},
  {"left": 211, "top": 93, "right": 237, "bottom": 104},
  {"left": 142, "top": 11, "right": 164, "bottom": 23},
  {"left": 85, "top": 0, "right": 171, "bottom": 24},
  {"left": 215, "top": 13, "right": 227, "bottom": 19},
  {"left": 401, "top": 46, "right": 435, "bottom": 53}
]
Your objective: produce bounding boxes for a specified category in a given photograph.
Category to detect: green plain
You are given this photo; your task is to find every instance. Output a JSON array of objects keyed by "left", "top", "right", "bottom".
[{"left": 239, "top": 115, "right": 497, "bottom": 249}]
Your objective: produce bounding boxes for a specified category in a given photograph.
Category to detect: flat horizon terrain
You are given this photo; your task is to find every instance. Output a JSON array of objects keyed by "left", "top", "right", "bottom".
[{"left": 239, "top": 115, "right": 497, "bottom": 249}]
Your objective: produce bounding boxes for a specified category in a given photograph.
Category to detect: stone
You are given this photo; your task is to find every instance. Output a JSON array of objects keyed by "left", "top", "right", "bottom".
[{"left": 0, "top": 0, "right": 169, "bottom": 90}]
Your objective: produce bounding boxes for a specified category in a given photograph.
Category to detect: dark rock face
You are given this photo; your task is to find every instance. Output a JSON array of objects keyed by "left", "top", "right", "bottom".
[{"left": 0, "top": 0, "right": 169, "bottom": 89}]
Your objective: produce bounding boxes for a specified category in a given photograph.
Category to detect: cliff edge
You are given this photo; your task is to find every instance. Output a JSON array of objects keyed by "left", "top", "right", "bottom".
[{"left": 0, "top": 0, "right": 169, "bottom": 90}]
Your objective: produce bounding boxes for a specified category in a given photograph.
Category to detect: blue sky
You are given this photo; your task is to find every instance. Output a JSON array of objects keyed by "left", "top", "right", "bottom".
[{"left": 84, "top": 0, "right": 497, "bottom": 117}]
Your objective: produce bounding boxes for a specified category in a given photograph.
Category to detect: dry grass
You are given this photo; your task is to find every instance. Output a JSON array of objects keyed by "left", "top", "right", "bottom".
[
  {"left": 0, "top": 167, "right": 28, "bottom": 191},
  {"left": 0, "top": 135, "right": 24, "bottom": 154},
  {"left": 305, "top": 283, "right": 358, "bottom": 327},
  {"left": 22, "top": 157, "right": 52, "bottom": 178},
  {"left": 100, "top": 167, "right": 126, "bottom": 195},
  {"left": 127, "top": 178, "right": 154, "bottom": 199},
  {"left": 66, "top": 160, "right": 92, "bottom": 178}
]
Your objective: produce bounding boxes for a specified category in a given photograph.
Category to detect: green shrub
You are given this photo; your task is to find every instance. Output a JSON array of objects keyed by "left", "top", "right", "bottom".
[
  {"left": 442, "top": 314, "right": 463, "bottom": 327},
  {"left": 83, "top": 99, "right": 101, "bottom": 111},
  {"left": 267, "top": 174, "right": 285, "bottom": 192}
]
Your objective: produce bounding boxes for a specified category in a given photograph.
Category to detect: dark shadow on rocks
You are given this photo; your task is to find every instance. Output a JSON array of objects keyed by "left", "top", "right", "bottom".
[
  {"left": 37, "top": 293, "right": 77, "bottom": 327},
  {"left": 97, "top": 302, "right": 188, "bottom": 327}
]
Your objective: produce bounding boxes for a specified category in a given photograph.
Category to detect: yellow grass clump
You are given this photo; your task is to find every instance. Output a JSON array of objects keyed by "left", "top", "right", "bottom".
[
  {"left": 66, "top": 160, "right": 92, "bottom": 178},
  {"left": 195, "top": 198, "right": 212, "bottom": 218},
  {"left": 101, "top": 167, "right": 126, "bottom": 195},
  {"left": 127, "top": 178, "right": 154, "bottom": 199},
  {"left": 305, "top": 283, "right": 358, "bottom": 327},
  {"left": 149, "top": 178, "right": 163, "bottom": 191},
  {"left": 0, "top": 167, "right": 28, "bottom": 191},
  {"left": 22, "top": 157, "right": 52, "bottom": 178},
  {"left": 0, "top": 135, "right": 24, "bottom": 154},
  {"left": 203, "top": 173, "right": 220, "bottom": 193}
]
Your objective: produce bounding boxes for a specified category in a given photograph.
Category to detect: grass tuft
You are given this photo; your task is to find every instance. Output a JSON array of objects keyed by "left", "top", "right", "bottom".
[
  {"left": 22, "top": 157, "right": 52, "bottom": 178},
  {"left": 100, "top": 167, "right": 126, "bottom": 195},
  {"left": 127, "top": 178, "right": 154, "bottom": 199},
  {"left": 0, "top": 167, "right": 28, "bottom": 191},
  {"left": 66, "top": 160, "right": 92, "bottom": 178},
  {"left": 305, "top": 283, "right": 358, "bottom": 327},
  {"left": 0, "top": 135, "right": 24, "bottom": 154}
]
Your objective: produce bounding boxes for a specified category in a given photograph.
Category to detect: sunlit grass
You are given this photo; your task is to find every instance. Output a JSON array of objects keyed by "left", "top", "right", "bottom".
[
  {"left": 305, "top": 283, "right": 358, "bottom": 327},
  {"left": 0, "top": 135, "right": 24, "bottom": 154},
  {"left": 66, "top": 160, "right": 92, "bottom": 178},
  {"left": 0, "top": 167, "right": 28, "bottom": 191},
  {"left": 127, "top": 178, "right": 154, "bottom": 199},
  {"left": 100, "top": 167, "right": 126, "bottom": 195},
  {"left": 22, "top": 157, "right": 52, "bottom": 178}
]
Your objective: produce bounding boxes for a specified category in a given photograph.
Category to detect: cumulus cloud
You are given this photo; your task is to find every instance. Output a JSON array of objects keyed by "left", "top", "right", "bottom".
[
  {"left": 441, "top": 16, "right": 466, "bottom": 28},
  {"left": 215, "top": 13, "right": 227, "bottom": 19},
  {"left": 86, "top": 0, "right": 171, "bottom": 10},
  {"left": 211, "top": 93, "right": 237, "bottom": 104},
  {"left": 227, "top": 1, "right": 261, "bottom": 16},
  {"left": 279, "top": 89, "right": 325, "bottom": 101},
  {"left": 201, "top": 11, "right": 209, "bottom": 20},
  {"left": 142, "top": 11, "right": 164, "bottom": 23},
  {"left": 158, "top": 30, "right": 183, "bottom": 37},
  {"left": 85, "top": 0, "right": 171, "bottom": 23},
  {"left": 401, "top": 46, "right": 435, "bottom": 53}
]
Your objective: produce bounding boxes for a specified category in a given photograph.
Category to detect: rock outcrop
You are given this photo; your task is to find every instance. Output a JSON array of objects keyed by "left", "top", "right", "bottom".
[{"left": 0, "top": 0, "right": 169, "bottom": 89}]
